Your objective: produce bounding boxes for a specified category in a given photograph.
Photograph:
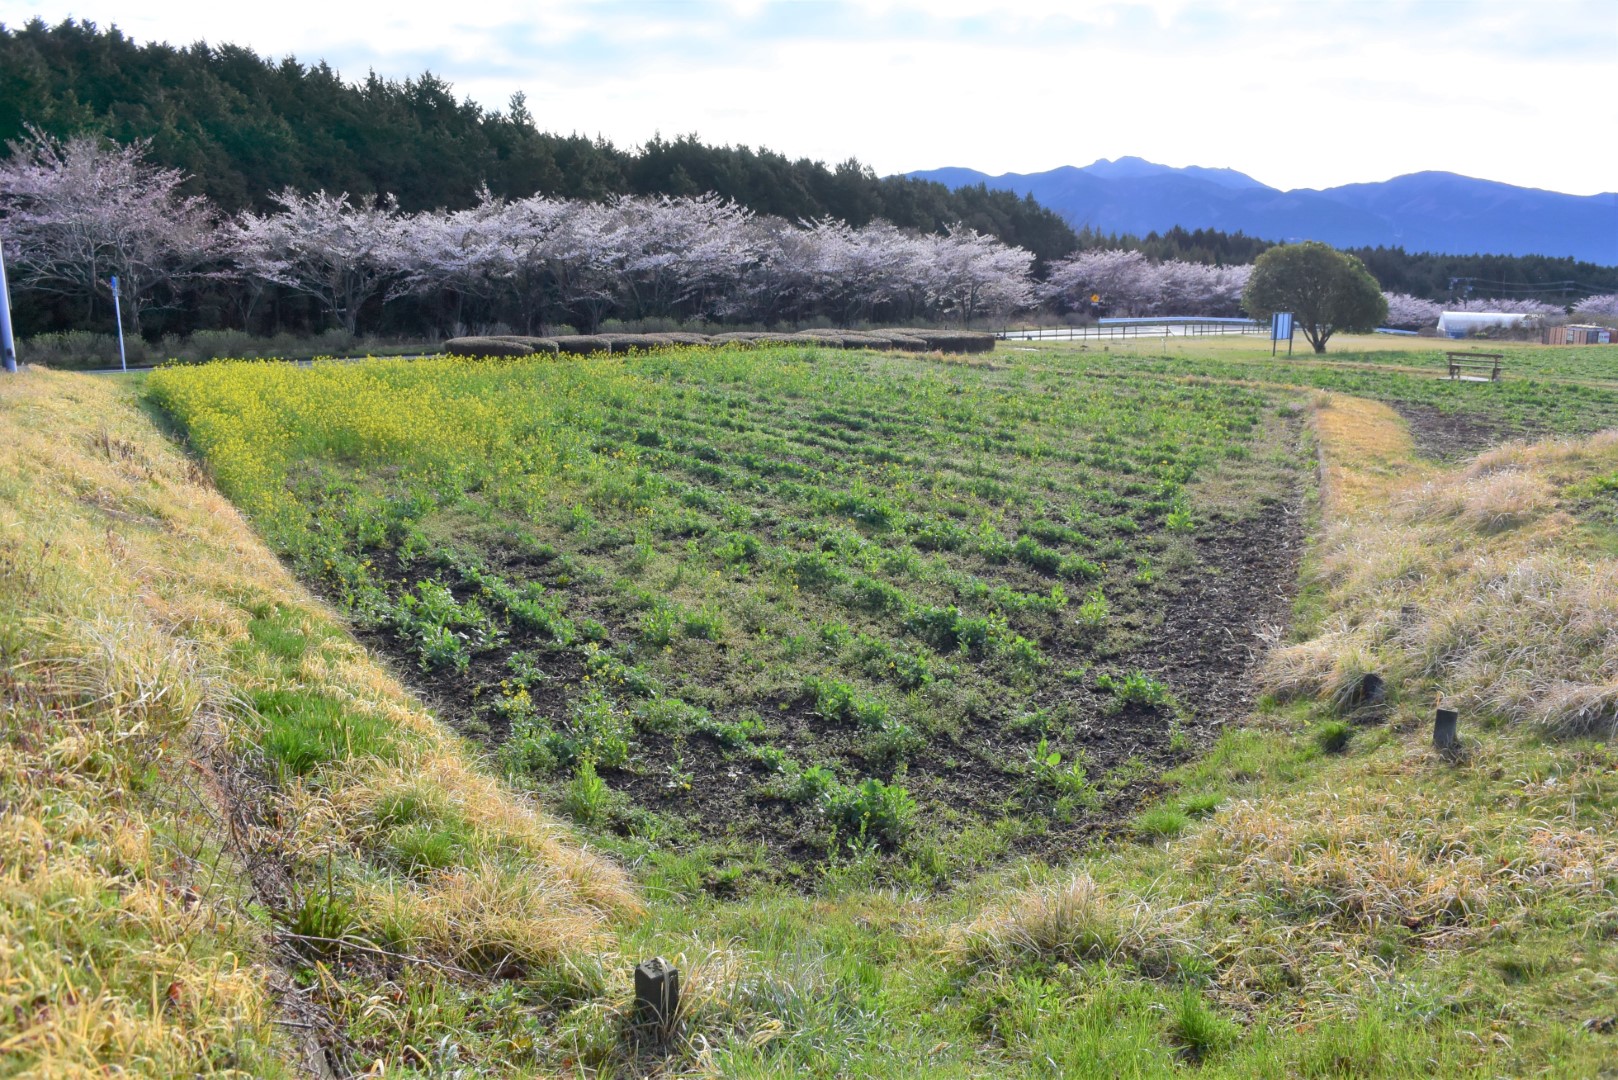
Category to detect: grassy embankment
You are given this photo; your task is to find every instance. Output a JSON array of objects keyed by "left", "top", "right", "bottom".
[
  {"left": 0, "top": 369, "right": 635, "bottom": 1076},
  {"left": 4, "top": 339, "right": 1616, "bottom": 1076}
]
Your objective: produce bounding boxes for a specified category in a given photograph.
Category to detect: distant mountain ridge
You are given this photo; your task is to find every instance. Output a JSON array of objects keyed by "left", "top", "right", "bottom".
[{"left": 904, "top": 158, "right": 1618, "bottom": 264}]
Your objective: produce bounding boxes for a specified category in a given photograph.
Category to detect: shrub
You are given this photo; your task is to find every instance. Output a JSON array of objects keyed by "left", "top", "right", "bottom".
[
  {"left": 597, "top": 333, "right": 666, "bottom": 353},
  {"left": 19, "top": 330, "right": 152, "bottom": 370},
  {"left": 891, "top": 328, "right": 997, "bottom": 353},
  {"left": 496, "top": 335, "right": 560, "bottom": 355},
  {"left": 865, "top": 330, "right": 929, "bottom": 351}
]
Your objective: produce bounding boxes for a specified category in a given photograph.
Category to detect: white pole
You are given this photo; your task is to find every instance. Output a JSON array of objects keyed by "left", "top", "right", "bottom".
[
  {"left": 0, "top": 240, "right": 16, "bottom": 374},
  {"left": 110, "top": 275, "right": 127, "bottom": 372}
]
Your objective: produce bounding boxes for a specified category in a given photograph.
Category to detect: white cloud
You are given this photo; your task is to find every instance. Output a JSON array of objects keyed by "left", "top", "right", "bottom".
[{"left": 6, "top": 0, "right": 1614, "bottom": 193}]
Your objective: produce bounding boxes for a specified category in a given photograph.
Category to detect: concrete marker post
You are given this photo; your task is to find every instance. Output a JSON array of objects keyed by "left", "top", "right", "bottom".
[
  {"left": 633, "top": 957, "right": 679, "bottom": 1037},
  {"left": 1434, "top": 708, "right": 1459, "bottom": 753}
]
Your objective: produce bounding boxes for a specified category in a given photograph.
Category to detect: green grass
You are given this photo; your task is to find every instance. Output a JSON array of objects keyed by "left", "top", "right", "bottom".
[
  {"left": 1313, "top": 718, "right": 1354, "bottom": 753},
  {"left": 254, "top": 687, "right": 400, "bottom": 775},
  {"left": 1023, "top": 337, "right": 1618, "bottom": 441},
  {"left": 1135, "top": 806, "right": 1191, "bottom": 840}
]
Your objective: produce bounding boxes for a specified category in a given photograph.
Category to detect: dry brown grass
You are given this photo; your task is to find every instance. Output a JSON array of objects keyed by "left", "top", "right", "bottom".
[
  {"left": 947, "top": 872, "right": 1191, "bottom": 976},
  {"left": 1265, "top": 409, "right": 1618, "bottom": 739},
  {"left": 1305, "top": 393, "right": 1430, "bottom": 516},
  {"left": 0, "top": 368, "right": 638, "bottom": 1075}
]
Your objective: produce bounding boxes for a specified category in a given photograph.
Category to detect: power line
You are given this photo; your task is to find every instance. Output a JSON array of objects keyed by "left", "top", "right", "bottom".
[{"left": 1448, "top": 276, "right": 1611, "bottom": 296}]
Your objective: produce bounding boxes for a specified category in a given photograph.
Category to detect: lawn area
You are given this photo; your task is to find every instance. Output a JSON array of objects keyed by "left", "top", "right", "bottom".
[{"left": 1018, "top": 336, "right": 1618, "bottom": 457}]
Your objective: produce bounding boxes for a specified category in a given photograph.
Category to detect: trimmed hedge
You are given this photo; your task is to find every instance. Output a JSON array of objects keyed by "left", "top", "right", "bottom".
[
  {"left": 444, "top": 336, "right": 538, "bottom": 358},
  {"left": 903, "top": 329, "right": 997, "bottom": 353},
  {"left": 555, "top": 335, "right": 612, "bottom": 356},
  {"left": 495, "top": 335, "right": 559, "bottom": 356},
  {"left": 864, "top": 330, "right": 930, "bottom": 350}
]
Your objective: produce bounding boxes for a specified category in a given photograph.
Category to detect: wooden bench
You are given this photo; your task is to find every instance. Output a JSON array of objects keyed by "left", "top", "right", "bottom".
[{"left": 1446, "top": 351, "right": 1503, "bottom": 382}]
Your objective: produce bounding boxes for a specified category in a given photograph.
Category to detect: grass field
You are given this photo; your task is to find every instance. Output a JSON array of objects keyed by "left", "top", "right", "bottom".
[{"left": 5, "top": 337, "right": 1616, "bottom": 1076}]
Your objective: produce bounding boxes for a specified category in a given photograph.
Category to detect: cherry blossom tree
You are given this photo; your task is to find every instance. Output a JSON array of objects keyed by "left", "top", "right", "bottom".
[
  {"left": 1043, "top": 249, "right": 1251, "bottom": 317},
  {"left": 538, "top": 198, "right": 623, "bottom": 332},
  {"left": 1382, "top": 292, "right": 1443, "bottom": 329},
  {"left": 728, "top": 218, "right": 821, "bottom": 324},
  {"left": 921, "top": 225, "right": 1036, "bottom": 326},
  {"left": 233, "top": 189, "right": 406, "bottom": 335},
  {"left": 0, "top": 127, "right": 224, "bottom": 331},
  {"left": 607, "top": 194, "right": 758, "bottom": 321},
  {"left": 1042, "top": 249, "right": 1154, "bottom": 315},
  {"left": 386, "top": 189, "right": 515, "bottom": 335},
  {"left": 1574, "top": 294, "right": 1618, "bottom": 319},
  {"left": 1451, "top": 297, "right": 1561, "bottom": 316}
]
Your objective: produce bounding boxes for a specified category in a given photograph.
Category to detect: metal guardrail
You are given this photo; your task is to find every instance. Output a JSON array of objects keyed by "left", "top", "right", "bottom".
[{"left": 997, "top": 317, "right": 1267, "bottom": 341}]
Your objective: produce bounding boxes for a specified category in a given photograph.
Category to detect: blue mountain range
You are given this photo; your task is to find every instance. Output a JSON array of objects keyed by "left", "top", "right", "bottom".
[{"left": 904, "top": 158, "right": 1618, "bottom": 265}]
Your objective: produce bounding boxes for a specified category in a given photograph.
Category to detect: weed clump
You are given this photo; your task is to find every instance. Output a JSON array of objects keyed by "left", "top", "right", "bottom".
[
  {"left": 1314, "top": 719, "right": 1353, "bottom": 753},
  {"left": 1168, "top": 986, "right": 1237, "bottom": 1061},
  {"left": 950, "top": 873, "right": 1189, "bottom": 975}
]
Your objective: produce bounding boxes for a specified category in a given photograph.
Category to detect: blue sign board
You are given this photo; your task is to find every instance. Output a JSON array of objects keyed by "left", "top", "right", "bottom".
[{"left": 1270, "top": 311, "right": 1295, "bottom": 357}]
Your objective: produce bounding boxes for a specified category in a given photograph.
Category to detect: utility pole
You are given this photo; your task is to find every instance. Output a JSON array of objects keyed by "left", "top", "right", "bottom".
[{"left": 0, "top": 240, "right": 16, "bottom": 373}]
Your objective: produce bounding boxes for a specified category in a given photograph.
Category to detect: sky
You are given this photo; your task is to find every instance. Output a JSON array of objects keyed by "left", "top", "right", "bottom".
[{"left": 5, "top": 0, "right": 1616, "bottom": 196}]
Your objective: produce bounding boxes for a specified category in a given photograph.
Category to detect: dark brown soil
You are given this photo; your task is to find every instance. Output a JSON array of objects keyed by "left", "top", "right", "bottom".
[
  {"left": 336, "top": 472, "right": 1307, "bottom": 885},
  {"left": 1394, "top": 402, "right": 1534, "bottom": 461}
]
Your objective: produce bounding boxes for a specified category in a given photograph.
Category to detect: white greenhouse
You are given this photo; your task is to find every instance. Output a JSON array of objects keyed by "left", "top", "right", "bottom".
[{"left": 1436, "top": 311, "right": 1540, "bottom": 339}]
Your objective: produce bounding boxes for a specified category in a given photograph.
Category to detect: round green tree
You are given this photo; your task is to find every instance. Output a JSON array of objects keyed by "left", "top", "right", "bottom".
[{"left": 1242, "top": 241, "right": 1387, "bottom": 353}]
